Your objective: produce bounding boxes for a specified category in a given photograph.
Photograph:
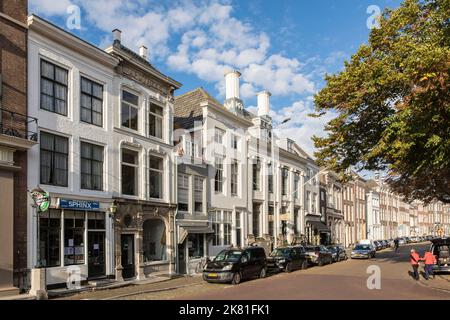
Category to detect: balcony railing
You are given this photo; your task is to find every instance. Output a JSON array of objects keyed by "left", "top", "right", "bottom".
[{"left": 0, "top": 108, "right": 38, "bottom": 142}]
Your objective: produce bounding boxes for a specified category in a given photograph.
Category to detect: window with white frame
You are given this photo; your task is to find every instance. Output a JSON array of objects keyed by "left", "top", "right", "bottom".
[
  {"left": 194, "top": 176, "right": 204, "bottom": 213},
  {"left": 231, "top": 134, "right": 239, "bottom": 150},
  {"left": 121, "top": 148, "right": 139, "bottom": 196},
  {"left": 268, "top": 163, "right": 274, "bottom": 193},
  {"left": 282, "top": 167, "right": 289, "bottom": 196},
  {"left": 178, "top": 174, "right": 189, "bottom": 212},
  {"left": 210, "top": 211, "right": 221, "bottom": 246},
  {"left": 235, "top": 211, "right": 242, "bottom": 247},
  {"left": 312, "top": 193, "right": 317, "bottom": 214},
  {"left": 214, "top": 156, "right": 224, "bottom": 193},
  {"left": 214, "top": 128, "right": 225, "bottom": 144},
  {"left": 40, "top": 60, "right": 68, "bottom": 116},
  {"left": 231, "top": 160, "right": 239, "bottom": 196},
  {"left": 149, "top": 155, "right": 164, "bottom": 199},
  {"left": 224, "top": 211, "right": 232, "bottom": 246},
  {"left": 294, "top": 173, "right": 300, "bottom": 199},
  {"left": 252, "top": 159, "right": 261, "bottom": 191},
  {"left": 149, "top": 102, "right": 163, "bottom": 139},
  {"left": 306, "top": 191, "right": 311, "bottom": 212},
  {"left": 81, "top": 77, "right": 103, "bottom": 126},
  {"left": 121, "top": 90, "right": 139, "bottom": 131}
]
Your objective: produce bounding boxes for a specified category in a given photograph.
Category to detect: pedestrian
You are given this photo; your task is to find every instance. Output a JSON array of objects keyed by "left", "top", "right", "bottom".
[
  {"left": 422, "top": 250, "right": 436, "bottom": 280},
  {"left": 394, "top": 238, "right": 399, "bottom": 252},
  {"left": 410, "top": 249, "right": 420, "bottom": 280}
]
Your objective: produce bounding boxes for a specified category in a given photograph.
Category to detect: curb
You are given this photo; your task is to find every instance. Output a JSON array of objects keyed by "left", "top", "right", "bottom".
[{"left": 100, "top": 281, "right": 204, "bottom": 300}]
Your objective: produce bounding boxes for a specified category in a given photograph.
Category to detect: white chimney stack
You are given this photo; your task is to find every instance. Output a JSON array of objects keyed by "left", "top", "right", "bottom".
[
  {"left": 224, "top": 70, "right": 241, "bottom": 100},
  {"left": 140, "top": 45, "right": 148, "bottom": 60},
  {"left": 112, "top": 29, "right": 122, "bottom": 43},
  {"left": 257, "top": 90, "right": 271, "bottom": 117}
]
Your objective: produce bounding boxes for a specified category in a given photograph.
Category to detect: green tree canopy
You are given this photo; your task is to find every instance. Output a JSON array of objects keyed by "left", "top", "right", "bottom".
[{"left": 312, "top": 0, "right": 450, "bottom": 203}]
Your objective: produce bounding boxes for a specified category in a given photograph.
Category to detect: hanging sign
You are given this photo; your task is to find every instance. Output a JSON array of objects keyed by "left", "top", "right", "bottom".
[{"left": 30, "top": 187, "right": 51, "bottom": 212}]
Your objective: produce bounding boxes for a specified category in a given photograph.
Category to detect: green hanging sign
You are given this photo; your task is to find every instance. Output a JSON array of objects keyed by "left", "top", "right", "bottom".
[{"left": 30, "top": 187, "right": 51, "bottom": 212}]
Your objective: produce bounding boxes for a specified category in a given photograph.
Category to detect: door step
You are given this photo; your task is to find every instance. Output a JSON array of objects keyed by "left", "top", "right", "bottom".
[{"left": 0, "top": 287, "right": 20, "bottom": 298}]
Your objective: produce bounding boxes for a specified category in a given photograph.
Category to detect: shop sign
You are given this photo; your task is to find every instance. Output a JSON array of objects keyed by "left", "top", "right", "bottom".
[
  {"left": 30, "top": 187, "right": 51, "bottom": 212},
  {"left": 60, "top": 199, "right": 100, "bottom": 211}
]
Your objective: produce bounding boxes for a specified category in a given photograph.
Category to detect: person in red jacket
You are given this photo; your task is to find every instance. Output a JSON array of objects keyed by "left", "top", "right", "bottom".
[
  {"left": 410, "top": 249, "right": 420, "bottom": 280},
  {"left": 422, "top": 250, "right": 437, "bottom": 280}
]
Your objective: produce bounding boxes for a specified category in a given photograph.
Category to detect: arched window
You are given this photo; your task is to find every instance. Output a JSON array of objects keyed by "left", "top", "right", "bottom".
[{"left": 143, "top": 219, "right": 167, "bottom": 262}]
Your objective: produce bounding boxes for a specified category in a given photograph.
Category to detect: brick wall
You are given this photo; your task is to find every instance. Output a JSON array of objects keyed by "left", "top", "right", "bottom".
[{"left": 0, "top": 0, "right": 29, "bottom": 289}]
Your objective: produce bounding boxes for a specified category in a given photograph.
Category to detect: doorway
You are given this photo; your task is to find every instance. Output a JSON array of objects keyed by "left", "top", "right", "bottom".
[
  {"left": 121, "top": 234, "right": 135, "bottom": 279},
  {"left": 88, "top": 231, "right": 106, "bottom": 278}
]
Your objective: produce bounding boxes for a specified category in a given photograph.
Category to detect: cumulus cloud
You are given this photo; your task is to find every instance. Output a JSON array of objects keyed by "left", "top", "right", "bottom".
[{"left": 30, "top": 0, "right": 74, "bottom": 16}]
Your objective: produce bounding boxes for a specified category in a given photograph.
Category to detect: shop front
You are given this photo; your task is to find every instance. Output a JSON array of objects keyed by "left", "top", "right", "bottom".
[
  {"left": 305, "top": 214, "right": 330, "bottom": 245},
  {"left": 34, "top": 197, "right": 115, "bottom": 288},
  {"left": 113, "top": 199, "right": 175, "bottom": 281},
  {"left": 176, "top": 220, "right": 213, "bottom": 275}
]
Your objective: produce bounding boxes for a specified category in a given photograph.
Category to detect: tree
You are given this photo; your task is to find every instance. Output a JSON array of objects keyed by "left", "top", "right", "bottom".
[{"left": 312, "top": 0, "right": 450, "bottom": 204}]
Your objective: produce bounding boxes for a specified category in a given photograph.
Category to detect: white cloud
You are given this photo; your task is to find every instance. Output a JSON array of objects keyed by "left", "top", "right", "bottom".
[
  {"left": 30, "top": 0, "right": 74, "bottom": 16},
  {"left": 271, "top": 98, "right": 336, "bottom": 156}
]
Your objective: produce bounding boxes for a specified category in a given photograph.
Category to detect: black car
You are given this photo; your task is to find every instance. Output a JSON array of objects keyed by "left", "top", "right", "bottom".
[
  {"left": 351, "top": 244, "right": 376, "bottom": 259},
  {"left": 267, "top": 246, "right": 308, "bottom": 272},
  {"left": 203, "top": 246, "right": 267, "bottom": 285},
  {"left": 430, "top": 238, "right": 450, "bottom": 274},
  {"left": 327, "top": 245, "right": 347, "bottom": 262},
  {"left": 304, "top": 245, "right": 333, "bottom": 266}
]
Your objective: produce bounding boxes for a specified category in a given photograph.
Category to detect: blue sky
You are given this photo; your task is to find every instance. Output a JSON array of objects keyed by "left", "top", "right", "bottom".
[{"left": 29, "top": 0, "right": 403, "bottom": 159}]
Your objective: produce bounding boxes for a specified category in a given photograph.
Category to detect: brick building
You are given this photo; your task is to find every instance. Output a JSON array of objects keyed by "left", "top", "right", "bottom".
[{"left": 0, "top": 0, "right": 37, "bottom": 295}]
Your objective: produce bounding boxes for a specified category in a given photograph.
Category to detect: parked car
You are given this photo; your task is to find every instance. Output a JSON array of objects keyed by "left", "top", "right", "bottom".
[
  {"left": 430, "top": 238, "right": 450, "bottom": 274},
  {"left": 351, "top": 244, "right": 376, "bottom": 259},
  {"left": 398, "top": 237, "right": 406, "bottom": 245},
  {"left": 304, "top": 245, "right": 333, "bottom": 266},
  {"left": 327, "top": 245, "right": 347, "bottom": 262},
  {"left": 267, "top": 246, "right": 308, "bottom": 273},
  {"left": 381, "top": 240, "right": 389, "bottom": 249},
  {"left": 373, "top": 241, "right": 383, "bottom": 251},
  {"left": 203, "top": 246, "right": 267, "bottom": 285}
]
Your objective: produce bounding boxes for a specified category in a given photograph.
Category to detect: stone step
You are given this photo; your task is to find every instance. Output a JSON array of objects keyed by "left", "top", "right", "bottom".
[{"left": 0, "top": 287, "right": 20, "bottom": 298}]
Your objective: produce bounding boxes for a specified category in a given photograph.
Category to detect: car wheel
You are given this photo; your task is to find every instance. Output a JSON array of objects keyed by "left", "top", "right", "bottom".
[
  {"left": 259, "top": 267, "right": 267, "bottom": 279},
  {"left": 285, "top": 263, "right": 293, "bottom": 273},
  {"left": 301, "top": 260, "right": 308, "bottom": 270},
  {"left": 231, "top": 272, "right": 241, "bottom": 285}
]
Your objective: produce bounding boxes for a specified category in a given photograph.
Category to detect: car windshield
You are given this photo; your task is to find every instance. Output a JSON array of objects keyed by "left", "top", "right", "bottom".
[
  {"left": 214, "top": 250, "right": 242, "bottom": 262},
  {"left": 270, "top": 248, "right": 291, "bottom": 257},
  {"left": 355, "top": 245, "right": 371, "bottom": 250}
]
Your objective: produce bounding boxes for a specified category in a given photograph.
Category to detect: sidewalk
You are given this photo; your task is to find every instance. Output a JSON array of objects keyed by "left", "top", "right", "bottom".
[
  {"left": 419, "top": 274, "right": 450, "bottom": 293},
  {"left": 55, "top": 275, "right": 204, "bottom": 300}
]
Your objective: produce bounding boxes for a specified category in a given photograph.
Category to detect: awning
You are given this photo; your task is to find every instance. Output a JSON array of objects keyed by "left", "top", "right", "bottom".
[
  {"left": 178, "top": 225, "right": 214, "bottom": 244},
  {"left": 307, "top": 221, "right": 330, "bottom": 232}
]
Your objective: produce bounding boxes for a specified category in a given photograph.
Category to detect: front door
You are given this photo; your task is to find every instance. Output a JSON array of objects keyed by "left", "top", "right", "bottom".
[
  {"left": 121, "top": 234, "right": 135, "bottom": 279},
  {"left": 178, "top": 242, "right": 186, "bottom": 274},
  {"left": 88, "top": 231, "right": 106, "bottom": 278}
]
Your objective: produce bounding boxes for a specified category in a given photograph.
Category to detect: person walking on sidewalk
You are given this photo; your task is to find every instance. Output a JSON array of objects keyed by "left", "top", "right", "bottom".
[
  {"left": 410, "top": 249, "right": 420, "bottom": 280},
  {"left": 422, "top": 250, "right": 437, "bottom": 280}
]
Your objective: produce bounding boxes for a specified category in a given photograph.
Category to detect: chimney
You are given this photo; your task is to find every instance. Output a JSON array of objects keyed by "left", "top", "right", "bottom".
[
  {"left": 139, "top": 45, "right": 148, "bottom": 60},
  {"left": 224, "top": 70, "right": 241, "bottom": 100},
  {"left": 112, "top": 29, "right": 122, "bottom": 44},
  {"left": 257, "top": 90, "right": 271, "bottom": 117}
]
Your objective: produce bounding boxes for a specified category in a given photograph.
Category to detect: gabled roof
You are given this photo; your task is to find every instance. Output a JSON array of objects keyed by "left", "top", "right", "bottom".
[{"left": 174, "top": 87, "right": 254, "bottom": 129}]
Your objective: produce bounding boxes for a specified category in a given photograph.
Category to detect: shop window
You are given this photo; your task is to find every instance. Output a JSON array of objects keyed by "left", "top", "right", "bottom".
[
  {"left": 88, "top": 212, "right": 105, "bottom": 230},
  {"left": 236, "top": 212, "right": 242, "bottom": 247},
  {"left": 143, "top": 219, "right": 167, "bottom": 262},
  {"left": 224, "top": 211, "right": 232, "bottom": 245},
  {"left": 39, "top": 210, "right": 61, "bottom": 268},
  {"left": 64, "top": 211, "right": 85, "bottom": 266}
]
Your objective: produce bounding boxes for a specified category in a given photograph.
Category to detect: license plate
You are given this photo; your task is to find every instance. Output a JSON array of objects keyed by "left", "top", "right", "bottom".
[{"left": 208, "top": 273, "right": 218, "bottom": 278}]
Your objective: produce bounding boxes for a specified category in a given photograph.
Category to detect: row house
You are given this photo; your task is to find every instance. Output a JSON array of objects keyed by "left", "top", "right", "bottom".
[
  {"left": 173, "top": 70, "right": 321, "bottom": 272},
  {"left": 319, "top": 171, "right": 344, "bottom": 245},
  {"left": 0, "top": 0, "right": 37, "bottom": 295},
  {"left": 342, "top": 172, "right": 367, "bottom": 247},
  {"left": 26, "top": 16, "right": 181, "bottom": 291},
  {"left": 365, "top": 180, "right": 381, "bottom": 241}
]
